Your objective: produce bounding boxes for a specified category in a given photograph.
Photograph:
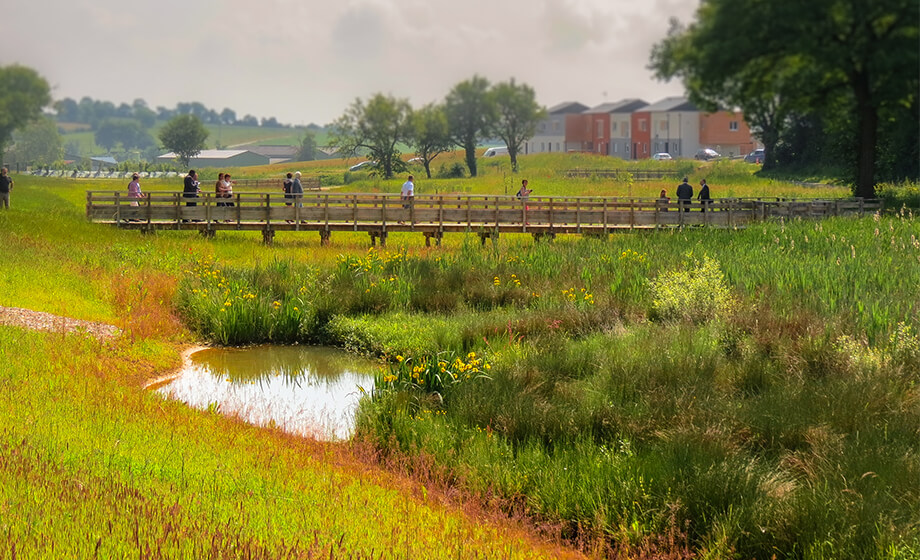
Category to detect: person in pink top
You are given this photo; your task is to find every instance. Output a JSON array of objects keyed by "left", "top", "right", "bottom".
[{"left": 127, "top": 173, "right": 144, "bottom": 206}]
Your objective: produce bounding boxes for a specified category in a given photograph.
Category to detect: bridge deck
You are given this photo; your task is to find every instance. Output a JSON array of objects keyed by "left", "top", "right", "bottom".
[{"left": 86, "top": 192, "right": 879, "bottom": 245}]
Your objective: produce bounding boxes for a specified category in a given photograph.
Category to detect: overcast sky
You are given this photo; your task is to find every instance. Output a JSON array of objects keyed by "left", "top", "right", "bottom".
[{"left": 4, "top": 0, "right": 698, "bottom": 126}]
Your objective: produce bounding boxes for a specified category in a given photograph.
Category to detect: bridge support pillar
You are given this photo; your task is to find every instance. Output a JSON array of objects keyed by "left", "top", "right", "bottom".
[
  {"left": 479, "top": 231, "right": 498, "bottom": 247},
  {"left": 424, "top": 231, "right": 443, "bottom": 247},
  {"left": 532, "top": 231, "right": 555, "bottom": 243},
  {"left": 199, "top": 229, "right": 215, "bottom": 239},
  {"left": 319, "top": 229, "right": 331, "bottom": 246},
  {"left": 262, "top": 229, "right": 275, "bottom": 245},
  {"left": 583, "top": 232, "right": 607, "bottom": 242},
  {"left": 370, "top": 231, "right": 387, "bottom": 247}
]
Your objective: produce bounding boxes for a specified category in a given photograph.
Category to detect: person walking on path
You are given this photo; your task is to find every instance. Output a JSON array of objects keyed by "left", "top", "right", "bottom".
[
  {"left": 697, "top": 178, "right": 712, "bottom": 212},
  {"left": 0, "top": 167, "right": 13, "bottom": 209},
  {"left": 676, "top": 177, "right": 693, "bottom": 212}
]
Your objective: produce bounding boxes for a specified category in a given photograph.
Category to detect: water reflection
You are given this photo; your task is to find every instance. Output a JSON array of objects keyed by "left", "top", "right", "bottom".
[{"left": 159, "top": 345, "right": 377, "bottom": 440}]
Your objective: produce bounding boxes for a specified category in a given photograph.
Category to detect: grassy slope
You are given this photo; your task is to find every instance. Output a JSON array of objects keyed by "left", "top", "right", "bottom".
[{"left": 0, "top": 177, "right": 582, "bottom": 559}]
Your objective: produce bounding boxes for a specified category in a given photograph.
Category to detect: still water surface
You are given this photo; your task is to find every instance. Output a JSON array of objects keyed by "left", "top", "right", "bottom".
[{"left": 159, "top": 345, "right": 377, "bottom": 440}]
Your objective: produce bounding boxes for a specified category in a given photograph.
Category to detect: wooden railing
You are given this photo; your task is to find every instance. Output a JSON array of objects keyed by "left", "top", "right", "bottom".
[{"left": 85, "top": 191, "right": 881, "bottom": 245}]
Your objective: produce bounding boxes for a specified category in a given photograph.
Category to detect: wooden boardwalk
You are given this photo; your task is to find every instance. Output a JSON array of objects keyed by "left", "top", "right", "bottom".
[{"left": 86, "top": 192, "right": 880, "bottom": 246}]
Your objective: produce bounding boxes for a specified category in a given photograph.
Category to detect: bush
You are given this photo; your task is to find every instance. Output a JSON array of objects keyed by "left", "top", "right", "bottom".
[
  {"left": 436, "top": 162, "right": 466, "bottom": 179},
  {"left": 649, "top": 254, "right": 735, "bottom": 323}
]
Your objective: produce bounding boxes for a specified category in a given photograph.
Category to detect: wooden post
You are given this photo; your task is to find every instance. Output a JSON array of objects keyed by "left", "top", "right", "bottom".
[{"left": 115, "top": 191, "right": 121, "bottom": 224}]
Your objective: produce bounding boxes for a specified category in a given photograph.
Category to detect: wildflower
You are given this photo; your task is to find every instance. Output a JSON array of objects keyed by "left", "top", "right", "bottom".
[{"left": 396, "top": 355, "right": 404, "bottom": 362}]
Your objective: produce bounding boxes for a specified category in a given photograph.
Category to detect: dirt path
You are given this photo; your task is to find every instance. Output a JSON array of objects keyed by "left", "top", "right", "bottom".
[{"left": 0, "top": 306, "right": 120, "bottom": 339}]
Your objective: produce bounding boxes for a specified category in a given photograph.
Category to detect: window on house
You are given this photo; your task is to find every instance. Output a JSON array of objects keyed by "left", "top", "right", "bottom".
[
  {"left": 729, "top": 121, "right": 739, "bottom": 131},
  {"left": 553, "top": 122, "right": 560, "bottom": 133},
  {"left": 541, "top": 142, "right": 545, "bottom": 152},
  {"left": 556, "top": 142, "right": 560, "bottom": 151},
  {"left": 613, "top": 143, "right": 618, "bottom": 153},
  {"left": 659, "top": 120, "right": 668, "bottom": 131},
  {"left": 623, "top": 123, "right": 629, "bottom": 136},
  {"left": 597, "top": 121, "right": 604, "bottom": 138},
  {"left": 639, "top": 120, "right": 647, "bottom": 132},
  {"left": 611, "top": 121, "right": 618, "bottom": 133}
]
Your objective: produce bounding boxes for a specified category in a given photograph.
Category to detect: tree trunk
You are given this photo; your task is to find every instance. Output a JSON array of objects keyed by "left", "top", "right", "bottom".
[
  {"left": 760, "top": 125, "right": 779, "bottom": 171},
  {"left": 465, "top": 141, "right": 478, "bottom": 177},
  {"left": 424, "top": 161, "right": 432, "bottom": 179},
  {"left": 853, "top": 72, "right": 878, "bottom": 199},
  {"left": 509, "top": 149, "right": 518, "bottom": 173}
]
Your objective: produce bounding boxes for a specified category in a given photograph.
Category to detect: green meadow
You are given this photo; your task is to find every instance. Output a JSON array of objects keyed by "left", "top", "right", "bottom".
[{"left": 1, "top": 157, "right": 918, "bottom": 559}]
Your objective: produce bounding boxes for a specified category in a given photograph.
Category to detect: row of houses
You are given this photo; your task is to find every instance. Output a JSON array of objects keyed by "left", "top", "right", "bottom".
[{"left": 525, "top": 96, "right": 760, "bottom": 160}]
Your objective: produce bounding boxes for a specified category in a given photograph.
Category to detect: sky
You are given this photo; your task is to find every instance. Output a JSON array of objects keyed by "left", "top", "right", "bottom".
[{"left": 4, "top": 0, "right": 699, "bottom": 126}]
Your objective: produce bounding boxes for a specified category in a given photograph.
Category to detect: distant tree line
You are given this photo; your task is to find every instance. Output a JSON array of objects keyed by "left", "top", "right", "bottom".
[{"left": 53, "top": 96, "right": 297, "bottom": 130}]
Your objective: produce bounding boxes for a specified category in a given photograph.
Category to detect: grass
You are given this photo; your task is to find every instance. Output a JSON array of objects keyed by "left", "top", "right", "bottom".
[{"left": 1, "top": 162, "right": 918, "bottom": 558}]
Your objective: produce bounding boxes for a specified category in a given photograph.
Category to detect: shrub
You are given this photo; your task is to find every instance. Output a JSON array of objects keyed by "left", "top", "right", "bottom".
[{"left": 649, "top": 254, "right": 735, "bottom": 323}]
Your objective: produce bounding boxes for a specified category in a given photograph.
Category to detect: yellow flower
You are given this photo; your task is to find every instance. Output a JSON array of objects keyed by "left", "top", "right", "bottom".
[{"left": 396, "top": 355, "right": 404, "bottom": 362}]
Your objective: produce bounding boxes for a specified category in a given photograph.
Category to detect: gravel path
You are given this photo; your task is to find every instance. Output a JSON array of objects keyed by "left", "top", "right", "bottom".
[{"left": 0, "top": 306, "right": 120, "bottom": 339}]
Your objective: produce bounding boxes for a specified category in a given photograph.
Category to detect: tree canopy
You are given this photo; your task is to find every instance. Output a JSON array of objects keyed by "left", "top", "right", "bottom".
[
  {"left": 445, "top": 75, "right": 495, "bottom": 178},
  {"left": 408, "top": 103, "right": 451, "bottom": 179},
  {"left": 328, "top": 93, "right": 412, "bottom": 180},
  {"left": 0, "top": 65, "right": 52, "bottom": 158},
  {"left": 650, "top": 0, "right": 919, "bottom": 196},
  {"left": 490, "top": 79, "right": 545, "bottom": 173},
  {"left": 158, "top": 114, "right": 209, "bottom": 167},
  {"left": 8, "top": 117, "right": 62, "bottom": 166}
]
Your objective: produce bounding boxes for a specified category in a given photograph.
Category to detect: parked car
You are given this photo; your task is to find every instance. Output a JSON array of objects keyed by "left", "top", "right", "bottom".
[
  {"left": 744, "top": 148, "right": 765, "bottom": 164},
  {"left": 694, "top": 148, "right": 721, "bottom": 161},
  {"left": 348, "top": 160, "right": 376, "bottom": 171},
  {"left": 482, "top": 146, "right": 509, "bottom": 157},
  {"left": 651, "top": 153, "right": 673, "bottom": 161}
]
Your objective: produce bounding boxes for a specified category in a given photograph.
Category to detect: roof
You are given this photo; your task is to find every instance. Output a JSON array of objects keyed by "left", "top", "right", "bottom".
[
  {"left": 583, "top": 99, "right": 648, "bottom": 114},
  {"left": 642, "top": 97, "right": 697, "bottom": 113},
  {"left": 90, "top": 156, "right": 118, "bottom": 164},
  {"left": 546, "top": 101, "right": 590, "bottom": 115},
  {"left": 238, "top": 145, "right": 298, "bottom": 157},
  {"left": 158, "top": 149, "right": 253, "bottom": 160}
]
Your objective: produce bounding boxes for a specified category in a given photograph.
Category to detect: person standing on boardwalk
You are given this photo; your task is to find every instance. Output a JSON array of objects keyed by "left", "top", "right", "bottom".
[
  {"left": 283, "top": 172, "right": 294, "bottom": 206},
  {"left": 183, "top": 170, "right": 200, "bottom": 206},
  {"left": 657, "top": 188, "right": 670, "bottom": 212},
  {"left": 676, "top": 177, "right": 693, "bottom": 212},
  {"left": 292, "top": 171, "right": 304, "bottom": 207},
  {"left": 697, "top": 178, "right": 711, "bottom": 212},
  {"left": 516, "top": 179, "right": 532, "bottom": 201},
  {"left": 401, "top": 175, "right": 415, "bottom": 207},
  {"left": 128, "top": 173, "right": 144, "bottom": 206},
  {"left": 399, "top": 175, "right": 415, "bottom": 224},
  {"left": 215, "top": 172, "right": 227, "bottom": 207},
  {"left": 0, "top": 167, "right": 13, "bottom": 209}
]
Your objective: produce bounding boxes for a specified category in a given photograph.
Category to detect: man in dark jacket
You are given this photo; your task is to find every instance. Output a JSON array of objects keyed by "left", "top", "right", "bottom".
[
  {"left": 183, "top": 169, "right": 200, "bottom": 206},
  {"left": 0, "top": 167, "right": 12, "bottom": 209},
  {"left": 676, "top": 177, "right": 693, "bottom": 212}
]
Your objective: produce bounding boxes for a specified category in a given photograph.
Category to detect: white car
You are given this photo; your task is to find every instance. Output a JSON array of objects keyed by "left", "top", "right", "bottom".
[{"left": 651, "top": 153, "right": 673, "bottom": 161}]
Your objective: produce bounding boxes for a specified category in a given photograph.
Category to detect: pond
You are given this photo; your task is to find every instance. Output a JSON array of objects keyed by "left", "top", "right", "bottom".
[{"left": 158, "top": 345, "right": 378, "bottom": 440}]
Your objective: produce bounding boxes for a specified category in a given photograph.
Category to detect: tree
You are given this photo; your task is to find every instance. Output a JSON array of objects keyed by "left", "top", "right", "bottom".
[
  {"left": 54, "top": 98, "right": 80, "bottom": 122},
  {"left": 649, "top": 0, "right": 919, "bottom": 197},
  {"left": 0, "top": 65, "right": 52, "bottom": 159},
  {"left": 490, "top": 79, "right": 545, "bottom": 172},
  {"left": 158, "top": 114, "right": 209, "bottom": 167},
  {"left": 408, "top": 103, "right": 451, "bottom": 179},
  {"left": 328, "top": 93, "right": 412, "bottom": 179},
  {"left": 297, "top": 131, "right": 317, "bottom": 162},
  {"left": 445, "top": 75, "right": 494, "bottom": 177},
  {"left": 8, "top": 117, "right": 62, "bottom": 166},
  {"left": 220, "top": 108, "right": 237, "bottom": 125}
]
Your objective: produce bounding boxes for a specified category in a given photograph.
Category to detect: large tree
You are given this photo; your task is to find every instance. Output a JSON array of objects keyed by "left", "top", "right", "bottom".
[
  {"left": 445, "top": 75, "right": 494, "bottom": 177},
  {"left": 8, "top": 117, "right": 62, "bottom": 166},
  {"left": 158, "top": 114, "right": 209, "bottom": 167},
  {"left": 650, "top": 0, "right": 919, "bottom": 197},
  {"left": 408, "top": 103, "right": 451, "bottom": 179},
  {"left": 328, "top": 93, "right": 412, "bottom": 179},
  {"left": 490, "top": 79, "right": 545, "bottom": 172},
  {"left": 0, "top": 65, "right": 51, "bottom": 159}
]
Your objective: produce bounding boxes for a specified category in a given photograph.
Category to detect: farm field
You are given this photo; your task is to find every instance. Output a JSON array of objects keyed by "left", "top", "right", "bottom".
[{"left": 1, "top": 162, "right": 917, "bottom": 559}]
